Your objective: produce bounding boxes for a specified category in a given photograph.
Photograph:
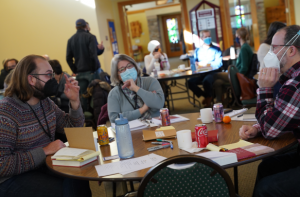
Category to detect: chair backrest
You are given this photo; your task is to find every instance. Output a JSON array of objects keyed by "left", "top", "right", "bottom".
[
  {"left": 228, "top": 65, "right": 242, "bottom": 105},
  {"left": 247, "top": 53, "right": 258, "bottom": 79},
  {"left": 137, "top": 155, "right": 236, "bottom": 197}
]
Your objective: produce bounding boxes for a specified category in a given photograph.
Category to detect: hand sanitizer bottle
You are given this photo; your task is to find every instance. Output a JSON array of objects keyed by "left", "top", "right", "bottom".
[{"left": 115, "top": 113, "right": 134, "bottom": 159}]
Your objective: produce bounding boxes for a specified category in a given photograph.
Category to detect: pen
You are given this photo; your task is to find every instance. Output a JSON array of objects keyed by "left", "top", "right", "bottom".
[
  {"left": 151, "top": 142, "right": 169, "bottom": 145},
  {"left": 157, "top": 139, "right": 173, "bottom": 149},
  {"left": 237, "top": 114, "right": 243, "bottom": 117}
]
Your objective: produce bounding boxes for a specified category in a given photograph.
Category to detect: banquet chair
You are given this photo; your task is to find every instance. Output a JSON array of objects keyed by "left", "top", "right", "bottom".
[
  {"left": 136, "top": 155, "right": 237, "bottom": 197},
  {"left": 228, "top": 65, "right": 257, "bottom": 108}
]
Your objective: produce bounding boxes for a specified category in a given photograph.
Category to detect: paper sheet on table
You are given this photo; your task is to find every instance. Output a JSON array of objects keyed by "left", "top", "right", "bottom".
[
  {"left": 180, "top": 141, "right": 204, "bottom": 153},
  {"left": 95, "top": 153, "right": 167, "bottom": 177},
  {"left": 111, "top": 119, "right": 148, "bottom": 131},
  {"left": 152, "top": 115, "right": 189, "bottom": 125},
  {"left": 231, "top": 114, "right": 257, "bottom": 121},
  {"left": 197, "top": 108, "right": 248, "bottom": 120},
  {"left": 220, "top": 140, "right": 253, "bottom": 150}
]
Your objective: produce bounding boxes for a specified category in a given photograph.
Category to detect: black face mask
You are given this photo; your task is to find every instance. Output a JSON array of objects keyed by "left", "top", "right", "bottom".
[{"left": 33, "top": 77, "right": 59, "bottom": 100}]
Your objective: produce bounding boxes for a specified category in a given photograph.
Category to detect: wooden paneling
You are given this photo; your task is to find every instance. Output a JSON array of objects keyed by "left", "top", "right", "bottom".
[
  {"left": 181, "top": 0, "right": 193, "bottom": 51},
  {"left": 250, "top": 0, "right": 260, "bottom": 52},
  {"left": 219, "top": 0, "right": 233, "bottom": 50},
  {"left": 285, "top": 0, "right": 296, "bottom": 25},
  {"left": 127, "top": 3, "right": 180, "bottom": 15}
]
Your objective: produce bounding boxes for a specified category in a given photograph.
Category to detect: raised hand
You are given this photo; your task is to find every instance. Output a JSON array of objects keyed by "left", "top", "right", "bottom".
[
  {"left": 98, "top": 41, "right": 104, "bottom": 50},
  {"left": 258, "top": 67, "right": 279, "bottom": 88},
  {"left": 64, "top": 74, "right": 80, "bottom": 110},
  {"left": 122, "top": 79, "right": 140, "bottom": 92}
]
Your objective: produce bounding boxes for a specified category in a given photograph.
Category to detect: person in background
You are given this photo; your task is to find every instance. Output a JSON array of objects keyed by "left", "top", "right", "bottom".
[
  {"left": 257, "top": 21, "right": 286, "bottom": 97},
  {"left": 213, "top": 27, "right": 253, "bottom": 104},
  {"left": 187, "top": 30, "right": 223, "bottom": 107},
  {"left": 66, "top": 18, "right": 98, "bottom": 112},
  {"left": 0, "top": 55, "right": 91, "bottom": 196},
  {"left": 86, "top": 21, "right": 105, "bottom": 75},
  {"left": 144, "top": 40, "right": 170, "bottom": 75},
  {"left": 48, "top": 60, "right": 70, "bottom": 113},
  {"left": 0, "top": 58, "right": 18, "bottom": 89},
  {"left": 108, "top": 54, "right": 164, "bottom": 123},
  {"left": 239, "top": 25, "right": 300, "bottom": 197}
]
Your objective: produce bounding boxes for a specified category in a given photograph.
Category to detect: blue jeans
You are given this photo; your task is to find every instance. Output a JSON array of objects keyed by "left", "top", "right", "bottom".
[
  {"left": 253, "top": 150, "right": 300, "bottom": 197},
  {"left": 187, "top": 71, "right": 218, "bottom": 98},
  {"left": 0, "top": 165, "right": 91, "bottom": 197}
]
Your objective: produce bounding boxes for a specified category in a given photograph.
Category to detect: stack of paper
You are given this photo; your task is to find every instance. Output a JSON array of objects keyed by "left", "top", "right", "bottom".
[
  {"left": 142, "top": 126, "right": 177, "bottom": 141},
  {"left": 95, "top": 153, "right": 166, "bottom": 177},
  {"left": 196, "top": 151, "right": 238, "bottom": 166},
  {"left": 111, "top": 119, "right": 149, "bottom": 131},
  {"left": 152, "top": 115, "right": 189, "bottom": 125},
  {"left": 51, "top": 147, "right": 100, "bottom": 167}
]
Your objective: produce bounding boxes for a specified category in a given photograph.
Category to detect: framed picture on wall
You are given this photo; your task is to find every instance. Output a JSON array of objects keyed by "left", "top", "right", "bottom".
[
  {"left": 107, "top": 19, "right": 119, "bottom": 56},
  {"left": 156, "top": 0, "right": 174, "bottom": 6}
]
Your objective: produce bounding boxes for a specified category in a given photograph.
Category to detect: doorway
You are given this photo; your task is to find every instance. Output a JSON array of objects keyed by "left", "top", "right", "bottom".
[{"left": 161, "top": 14, "right": 183, "bottom": 58}]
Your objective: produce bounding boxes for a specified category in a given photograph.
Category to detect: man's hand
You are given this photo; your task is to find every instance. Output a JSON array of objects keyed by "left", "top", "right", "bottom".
[
  {"left": 43, "top": 140, "right": 66, "bottom": 155},
  {"left": 153, "top": 52, "right": 161, "bottom": 59},
  {"left": 258, "top": 68, "right": 279, "bottom": 88},
  {"left": 64, "top": 74, "right": 80, "bottom": 110},
  {"left": 239, "top": 125, "right": 258, "bottom": 140},
  {"left": 98, "top": 41, "right": 104, "bottom": 50},
  {"left": 122, "top": 79, "right": 140, "bottom": 92}
]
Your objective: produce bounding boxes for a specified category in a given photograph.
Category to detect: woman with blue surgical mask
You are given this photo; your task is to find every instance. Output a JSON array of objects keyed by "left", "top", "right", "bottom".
[{"left": 107, "top": 54, "right": 165, "bottom": 123}]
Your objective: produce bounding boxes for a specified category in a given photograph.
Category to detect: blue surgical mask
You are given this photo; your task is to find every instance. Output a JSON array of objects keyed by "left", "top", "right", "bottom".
[
  {"left": 120, "top": 67, "right": 138, "bottom": 82},
  {"left": 235, "top": 37, "right": 240, "bottom": 45},
  {"left": 203, "top": 37, "right": 212, "bottom": 45}
]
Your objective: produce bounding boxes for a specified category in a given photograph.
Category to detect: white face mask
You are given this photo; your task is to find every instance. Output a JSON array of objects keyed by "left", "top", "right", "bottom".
[{"left": 264, "top": 31, "right": 300, "bottom": 71}]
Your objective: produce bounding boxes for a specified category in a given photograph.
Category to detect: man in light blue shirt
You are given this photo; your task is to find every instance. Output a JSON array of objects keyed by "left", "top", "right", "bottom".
[{"left": 187, "top": 30, "right": 222, "bottom": 107}]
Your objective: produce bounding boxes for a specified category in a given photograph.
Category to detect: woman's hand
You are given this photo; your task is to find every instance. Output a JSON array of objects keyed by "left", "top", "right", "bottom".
[
  {"left": 122, "top": 79, "right": 140, "bottom": 92},
  {"left": 139, "top": 103, "right": 149, "bottom": 115},
  {"left": 153, "top": 52, "right": 161, "bottom": 59},
  {"left": 64, "top": 74, "right": 80, "bottom": 110}
]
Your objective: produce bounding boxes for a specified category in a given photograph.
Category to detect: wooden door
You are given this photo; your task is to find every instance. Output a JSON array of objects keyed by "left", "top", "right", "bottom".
[
  {"left": 124, "top": 7, "right": 133, "bottom": 57},
  {"left": 162, "top": 14, "right": 183, "bottom": 58}
]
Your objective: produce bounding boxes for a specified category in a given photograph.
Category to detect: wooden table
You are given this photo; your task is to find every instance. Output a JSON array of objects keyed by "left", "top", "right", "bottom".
[{"left": 46, "top": 112, "right": 296, "bottom": 191}]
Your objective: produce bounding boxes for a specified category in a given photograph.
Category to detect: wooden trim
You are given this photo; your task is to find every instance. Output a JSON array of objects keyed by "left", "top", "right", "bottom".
[
  {"left": 250, "top": 0, "right": 260, "bottom": 52},
  {"left": 181, "top": 0, "right": 193, "bottom": 51},
  {"left": 219, "top": 0, "right": 233, "bottom": 50},
  {"left": 127, "top": 3, "right": 180, "bottom": 15},
  {"left": 117, "top": 3, "right": 129, "bottom": 55},
  {"left": 285, "top": 0, "right": 296, "bottom": 25}
]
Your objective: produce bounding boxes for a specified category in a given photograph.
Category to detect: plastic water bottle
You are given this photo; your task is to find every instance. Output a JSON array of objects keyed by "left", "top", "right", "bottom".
[
  {"left": 115, "top": 113, "right": 134, "bottom": 159},
  {"left": 191, "top": 63, "right": 196, "bottom": 73}
]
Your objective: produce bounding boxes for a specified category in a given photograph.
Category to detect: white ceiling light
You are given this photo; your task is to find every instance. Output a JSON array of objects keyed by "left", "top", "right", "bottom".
[{"left": 80, "top": 0, "right": 95, "bottom": 9}]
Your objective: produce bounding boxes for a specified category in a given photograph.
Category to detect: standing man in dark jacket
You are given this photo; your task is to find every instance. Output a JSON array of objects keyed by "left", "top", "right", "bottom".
[
  {"left": 0, "top": 58, "right": 18, "bottom": 89},
  {"left": 86, "top": 21, "right": 105, "bottom": 75},
  {"left": 66, "top": 19, "right": 98, "bottom": 111}
]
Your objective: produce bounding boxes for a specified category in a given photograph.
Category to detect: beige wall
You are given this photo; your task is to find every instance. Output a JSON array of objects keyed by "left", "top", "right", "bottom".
[
  {"left": 127, "top": 12, "right": 150, "bottom": 55},
  {"left": 0, "top": 0, "right": 103, "bottom": 74},
  {"left": 264, "top": 0, "right": 279, "bottom": 8},
  {"left": 294, "top": 0, "right": 300, "bottom": 25}
]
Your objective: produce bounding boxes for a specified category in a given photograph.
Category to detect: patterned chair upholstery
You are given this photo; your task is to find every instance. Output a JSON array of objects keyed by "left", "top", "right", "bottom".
[{"left": 137, "top": 155, "right": 237, "bottom": 197}]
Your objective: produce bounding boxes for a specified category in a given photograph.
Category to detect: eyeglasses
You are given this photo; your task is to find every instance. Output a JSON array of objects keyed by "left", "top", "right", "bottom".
[
  {"left": 31, "top": 73, "right": 55, "bottom": 79},
  {"left": 270, "top": 44, "right": 300, "bottom": 52},
  {"left": 118, "top": 64, "right": 134, "bottom": 73}
]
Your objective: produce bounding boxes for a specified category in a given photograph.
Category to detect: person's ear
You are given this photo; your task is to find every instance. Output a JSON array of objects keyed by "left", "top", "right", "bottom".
[
  {"left": 289, "top": 46, "right": 297, "bottom": 57},
  {"left": 28, "top": 75, "right": 36, "bottom": 86}
]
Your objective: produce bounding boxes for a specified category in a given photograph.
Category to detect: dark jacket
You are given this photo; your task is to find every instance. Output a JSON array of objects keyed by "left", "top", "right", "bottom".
[
  {"left": 0, "top": 69, "right": 10, "bottom": 89},
  {"left": 66, "top": 29, "right": 98, "bottom": 73},
  {"left": 83, "top": 79, "right": 111, "bottom": 123}
]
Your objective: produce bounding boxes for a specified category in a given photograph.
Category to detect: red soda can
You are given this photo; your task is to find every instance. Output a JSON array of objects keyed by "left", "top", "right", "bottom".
[
  {"left": 195, "top": 124, "right": 208, "bottom": 148},
  {"left": 160, "top": 108, "right": 170, "bottom": 126},
  {"left": 213, "top": 103, "right": 224, "bottom": 123}
]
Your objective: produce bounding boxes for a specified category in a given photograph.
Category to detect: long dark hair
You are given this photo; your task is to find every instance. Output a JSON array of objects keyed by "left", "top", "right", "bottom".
[{"left": 264, "top": 22, "right": 286, "bottom": 45}]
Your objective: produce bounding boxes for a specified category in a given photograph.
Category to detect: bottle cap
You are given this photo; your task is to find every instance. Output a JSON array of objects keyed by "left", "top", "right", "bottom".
[{"left": 115, "top": 113, "right": 128, "bottom": 125}]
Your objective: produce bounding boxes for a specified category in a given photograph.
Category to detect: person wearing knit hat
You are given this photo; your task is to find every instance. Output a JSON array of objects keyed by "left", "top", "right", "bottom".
[{"left": 144, "top": 40, "right": 170, "bottom": 75}]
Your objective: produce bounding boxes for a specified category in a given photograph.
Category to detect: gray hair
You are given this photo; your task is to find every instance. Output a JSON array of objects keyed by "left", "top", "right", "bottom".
[
  {"left": 110, "top": 54, "right": 141, "bottom": 86},
  {"left": 200, "top": 30, "right": 210, "bottom": 38},
  {"left": 282, "top": 25, "right": 300, "bottom": 53}
]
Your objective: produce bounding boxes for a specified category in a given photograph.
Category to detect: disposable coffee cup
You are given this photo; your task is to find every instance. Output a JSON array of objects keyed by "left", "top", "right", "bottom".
[{"left": 200, "top": 108, "right": 213, "bottom": 123}]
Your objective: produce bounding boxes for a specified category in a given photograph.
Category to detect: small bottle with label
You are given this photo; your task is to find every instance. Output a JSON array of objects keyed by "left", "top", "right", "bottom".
[{"left": 153, "top": 68, "right": 158, "bottom": 77}]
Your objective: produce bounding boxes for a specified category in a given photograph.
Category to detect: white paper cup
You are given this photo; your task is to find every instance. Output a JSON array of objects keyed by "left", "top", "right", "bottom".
[
  {"left": 200, "top": 108, "right": 213, "bottom": 123},
  {"left": 176, "top": 130, "right": 192, "bottom": 149},
  {"left": 178, "top": 64, "right": 185, "bottom": 70},
  {"left": 154, "top": 62, "right": 161, "bottom": 71}
]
